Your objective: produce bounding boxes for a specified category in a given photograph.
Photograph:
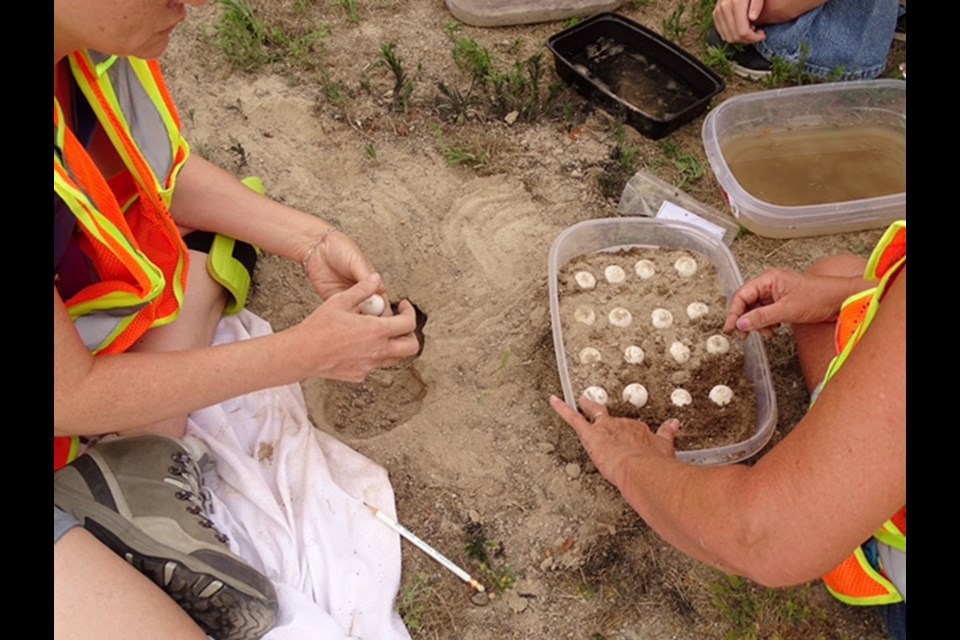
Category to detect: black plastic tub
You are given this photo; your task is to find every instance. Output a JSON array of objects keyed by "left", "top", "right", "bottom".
[{"left": 547, "top": 13, "right": 725, "bottom": 139}]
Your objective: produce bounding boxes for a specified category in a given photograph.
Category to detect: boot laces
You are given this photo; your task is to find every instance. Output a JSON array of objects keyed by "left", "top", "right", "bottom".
[{"left": 164, "top": 450, "right": 230, "bottom": 545}]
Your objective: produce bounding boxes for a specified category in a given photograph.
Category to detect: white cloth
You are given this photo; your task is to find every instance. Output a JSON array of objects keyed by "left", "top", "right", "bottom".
[{"left": 186, "top": 311, "right": 412, "bottom": 640}]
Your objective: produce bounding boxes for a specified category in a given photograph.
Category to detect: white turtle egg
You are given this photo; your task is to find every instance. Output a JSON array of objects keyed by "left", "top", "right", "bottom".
[
  {"left": 686, "top": 301, "right": 709, "bottom": 321},
  {"left": 358, "top": 293, "right": 386, "bottom": 316},
  {"left": 579, "top": 347, "right": 602, "bottom": 364},
  {"left": 670, "top": 388, "right": 692, "bottom": 407},
  {"left": 622, "top": 383, "right": 649, "bottom": 408},
  {"left": 634, "top": 259, "right": 656, "bottom": 280},
  {"left": 669, "top": 341, "right": 691, "bottom": 364},
  {"left": 674, "top": 256, "right": 698, "bottom": 277},
  {"left": 651, "top": 308, "right": 674, "bottom": 329},
  {"left": 608, "top": 307, "right": 633, "bottom": 328},
  {"left": 604, "top": 265, "right": 626, "bottom": 284},
  {"left": 624, "top": 345, "right": 645, "bottom": 364},
  {"left": 583, "top": 386, "right": 609, "bottom": 405},
  {"left": 574, "top": 306, "right": 596, "bottom": 325},
  {"left": 709, "top": 385, "right": 734, "bottom": 406},
  {"left": 574, "top": 271, "right": 596, "bottom": 289},
  {"left": 706, "top": 334, "right": 731, "bottom": 355}
]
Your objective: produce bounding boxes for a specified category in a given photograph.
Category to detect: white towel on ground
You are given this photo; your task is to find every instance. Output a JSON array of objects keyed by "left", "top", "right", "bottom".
[{"left": 186, "top": 311, "right": 412, "bottom": 640}]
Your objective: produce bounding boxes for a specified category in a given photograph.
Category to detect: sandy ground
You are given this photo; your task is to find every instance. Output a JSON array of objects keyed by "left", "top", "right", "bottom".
[{"left": 162, "top": 2, "right": 902, "bottom": 638}]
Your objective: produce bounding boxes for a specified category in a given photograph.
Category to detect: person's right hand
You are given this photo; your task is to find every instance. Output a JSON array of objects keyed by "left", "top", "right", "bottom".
[
  {"left": 291, "top": 273, "right": 420, "bottom": 382},
  {"left": 713, "top": 0, "right": 767, "bottom": 44},
  {"left": 723, "top": 269, "right": 864, "bottom": 338}
]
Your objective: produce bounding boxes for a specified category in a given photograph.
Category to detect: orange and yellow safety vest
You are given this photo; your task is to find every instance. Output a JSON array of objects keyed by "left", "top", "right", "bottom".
[
  {"left": 819, "top": 221, "right": 906, "bottom": 605},
  {"left": 53, "top": 51, "right": 191, "bottom": 470}
]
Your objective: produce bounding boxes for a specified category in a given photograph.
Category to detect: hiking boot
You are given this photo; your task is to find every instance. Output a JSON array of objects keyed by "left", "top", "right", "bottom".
[
  {"left": 54, "top": 435, "right": 278, "bottom": 640},
  {"left": 706, "top": 26, "right": 773, "bottom": 81}
]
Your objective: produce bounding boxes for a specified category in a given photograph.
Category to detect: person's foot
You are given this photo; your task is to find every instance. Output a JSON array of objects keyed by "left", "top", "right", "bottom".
[
  {"left": 54, "top": 435, "right": 278, "bottom": 640},
  {"left": 894, "top": 11, "right": 906, "bottom": 42},
  {"left": 706, "top": 26, "right": 773, "bottom": 81}
]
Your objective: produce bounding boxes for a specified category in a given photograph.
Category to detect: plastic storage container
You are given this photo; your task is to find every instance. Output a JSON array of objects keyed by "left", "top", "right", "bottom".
[
  {"left": 548, "top": 218, "right": 777, "bottom": 465},
  {"left": 547, "top": 13, "right": 725, "bottom": 139},
  {"left": 702, "top": 80, "right": 906, "bottom": 238}
]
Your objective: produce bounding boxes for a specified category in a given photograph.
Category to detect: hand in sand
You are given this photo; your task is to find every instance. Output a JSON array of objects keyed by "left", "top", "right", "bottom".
[{"left": 549, "top": 395, "right": 680, "bottom": 489}]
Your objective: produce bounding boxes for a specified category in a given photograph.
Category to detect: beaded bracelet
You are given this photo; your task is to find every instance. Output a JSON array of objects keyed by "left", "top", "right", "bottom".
[{"left": 300, "top": 226, "right": 337, "bottom": 270}]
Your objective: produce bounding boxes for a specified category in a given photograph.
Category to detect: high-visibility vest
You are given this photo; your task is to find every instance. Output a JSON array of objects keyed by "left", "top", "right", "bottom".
[
  {"left": 819, "top": 221, "right": 906, "bottom": 605},
  {"left": 54, "top": 51, "right": 191, "bottom": 471}
]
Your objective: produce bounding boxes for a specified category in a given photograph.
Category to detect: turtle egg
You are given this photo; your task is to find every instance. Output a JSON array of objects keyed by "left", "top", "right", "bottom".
[
  {"left": 574, "top": 306, "right": 596, "bottom": 325},
  {"left": 651, "top": 308, "right": 674, "bottom": 329},
  {"left": 674, "top": 256, "right": 698, "bottom": 277},
  {"left": 669, "top": 341, "right": 691, "bottom": 364},
  {"left": 359, "top": 294, "right": 386, "bottom": 316},
  {"left": 579, "top": 347, "right": 602, "bottom": 364},
  {"left": 622, "top": 383, "right": 649, "bottom": 408},
  {"left": 604, "top": 265, "right": 626, "bottom": 284},
  {"left": 583, "top": 386, "right": 609, "bottom": 405},
  {"left": 574, "top": 271, "right": 597, "bottom": 289},
  {"left": 706, "top": 334, "right": 731, "bottom": 355},
  {"left": 686, "top": 301, "right": 709, "bottom": 321},
  {"left": 670, "top": 388, "right": 692, "bottom": 407},
  {"left": 608, "top": 307, "right": 633, "bottom": 328},
  {"left": 634, "top": 259, "right": 656, "bottom": 280},
  {"left": 709, "top": 385, "right": 734, "bottom": 406},
  {"left": 624, "top": 345, "right": 645, "bottom": 364}
]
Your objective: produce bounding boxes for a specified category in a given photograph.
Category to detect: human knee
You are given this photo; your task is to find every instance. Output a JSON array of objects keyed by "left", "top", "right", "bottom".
[{"left": 804, "top": 254, "right": 867, "bottom": 278}]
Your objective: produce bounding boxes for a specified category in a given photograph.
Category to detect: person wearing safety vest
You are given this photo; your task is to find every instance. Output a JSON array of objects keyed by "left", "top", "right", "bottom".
[
  {"left": 551, "top": 222, "right": 906, "bottom": 639},
  {"left": 54, "top": 2, "right": 422, "bottom": 639}
]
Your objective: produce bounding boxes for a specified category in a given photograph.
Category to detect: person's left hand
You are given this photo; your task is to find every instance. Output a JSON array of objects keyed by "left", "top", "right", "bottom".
[
  {"left": 549, "top": 395, "right": 680, "bottom": 489},
  {"left": 303, "top": 230, "right": 390, "bottom": 308}
]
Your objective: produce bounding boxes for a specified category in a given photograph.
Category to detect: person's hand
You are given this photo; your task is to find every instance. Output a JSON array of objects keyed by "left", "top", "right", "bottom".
[
  {"left": 549, "top": 395, "right": 680, "bottom": 489},
  {"left": 713, "top": 0, "right": 767, "bottom": 44},
  {"left": 303, "top": 230, "right": 389, "bottom": 306},
  {"left": 291, "top": 273, "right": 420, "bottom": 382},
  {"left": 723, "top": 269, "right": 862, "bottom": 338}
]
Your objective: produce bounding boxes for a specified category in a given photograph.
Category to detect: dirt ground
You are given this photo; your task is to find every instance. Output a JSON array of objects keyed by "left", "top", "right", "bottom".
[{"left": 163, "top": 2, "right": 904, "bottom": 638}]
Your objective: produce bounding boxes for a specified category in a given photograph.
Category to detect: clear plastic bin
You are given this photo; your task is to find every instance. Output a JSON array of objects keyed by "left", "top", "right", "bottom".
[
  {"left": 702, "top": 80, "right": 906, "bottom": 238},
  {"left": 548, "top": 218, "right": 777, "bottom": 465}
]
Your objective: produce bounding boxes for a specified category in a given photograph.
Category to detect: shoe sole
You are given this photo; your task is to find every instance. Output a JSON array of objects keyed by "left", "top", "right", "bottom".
[
  {"left": 55, "top": 484, "right": 277, "bottom": 640},
  {"left": 732, "top": 63, "right": 772, "bottom": 81},
  {"left": 893, "top": 32, "right": 906, "bottom": 43}
]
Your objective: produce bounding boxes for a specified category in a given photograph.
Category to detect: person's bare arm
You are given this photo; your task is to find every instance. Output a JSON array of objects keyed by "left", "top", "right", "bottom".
[
  {"left": 552, "top": 269, "right": 905, "bottom": 587},
  {"left": 54, "top": 278, "right": 419, "bottom": 437},
  {"left": 713, "top": 0, "right": 827, "bottom": 44}
]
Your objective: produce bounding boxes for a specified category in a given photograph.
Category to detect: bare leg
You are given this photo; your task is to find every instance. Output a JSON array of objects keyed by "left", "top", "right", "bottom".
[
  {"left": 124, "top": 249, "right": 228, "bottom": 437},
  {"left": 55, "top": 528, "right": 208, "bottom": 640},
  {"left": 794, "top": 254, "right": 869, "bottom": 392}
]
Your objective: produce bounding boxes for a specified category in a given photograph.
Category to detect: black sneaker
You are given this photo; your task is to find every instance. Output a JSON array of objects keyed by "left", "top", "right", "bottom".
[
  {"left": 706, "top": 25, "right": 773, "bottom": 81},
  {"left": 54, "top": 435, "right": 279, "bottom": 640},
  {"left": 894, "top": 11, "right": 906, "bottom": 42}
]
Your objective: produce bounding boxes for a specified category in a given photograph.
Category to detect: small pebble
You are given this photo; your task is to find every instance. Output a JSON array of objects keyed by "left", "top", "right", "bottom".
[
  {"left": 565, "top": 463, "right": 582, "bottom": 479},
  {"left": 468, "top": 509, "right": 481, "bottom": 523}
]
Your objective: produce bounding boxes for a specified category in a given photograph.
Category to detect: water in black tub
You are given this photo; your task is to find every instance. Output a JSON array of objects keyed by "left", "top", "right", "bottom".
[{"left": 572, "top": 37, "right": 698, "bottom": 121}]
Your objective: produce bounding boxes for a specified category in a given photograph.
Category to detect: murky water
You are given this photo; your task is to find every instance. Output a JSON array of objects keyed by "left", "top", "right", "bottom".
[
  {"left": 722, "top": 124, "right": 906, "bottom": 206},
  {"left": 571, "top": 36, "right": 698, "bottom": 120}
]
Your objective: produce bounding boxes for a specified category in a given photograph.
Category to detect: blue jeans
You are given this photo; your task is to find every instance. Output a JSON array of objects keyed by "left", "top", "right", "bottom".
[{"left": 755, "top": 0, "right": 899, "bottom": 80}]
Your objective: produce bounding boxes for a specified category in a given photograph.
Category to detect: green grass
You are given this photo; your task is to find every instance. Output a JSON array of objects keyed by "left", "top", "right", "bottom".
[
  {"left": 702, "top": 44, "right": 734, "bottom": 77},
  {"left": 215, "top": 0, "right": 327, "bottom": 72},
  {"left": 338, "top": 0, "right": 360, "bottom": 23},
  {"left": 662, "top": 2, "right": 688, "bottom": 41},
  {"left": 708, "top": 573, "right": 829, "bottom": 640},
  {"left": 380, "top": 42, "right": 415, "bottom": 113}
]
